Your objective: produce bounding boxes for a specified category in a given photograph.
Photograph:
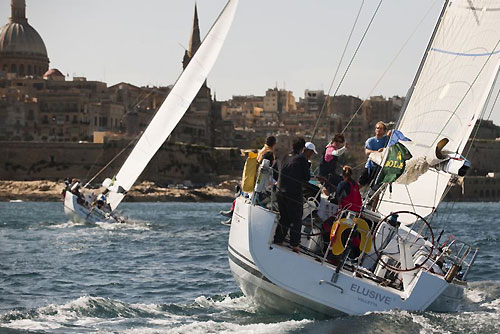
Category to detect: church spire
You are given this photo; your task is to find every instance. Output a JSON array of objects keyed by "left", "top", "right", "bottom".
[
  {"left": 10, "top": 0, "right": 27, "bottom": 24},
  {"left": 182, "top": 3, "right": 202, "bottom": 70},
  {"left": 189, "top": 4, "right": 201, "bottom": 57}
]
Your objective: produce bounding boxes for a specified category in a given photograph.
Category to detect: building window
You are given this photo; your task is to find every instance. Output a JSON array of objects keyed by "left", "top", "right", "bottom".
[{"left": 10, "top": 64, "right": 16, "bottom": 73}]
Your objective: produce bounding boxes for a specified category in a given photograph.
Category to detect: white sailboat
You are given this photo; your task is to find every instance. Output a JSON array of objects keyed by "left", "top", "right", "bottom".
[
  {"left": 63, "top": 0, "right": 239, "bottom": 224},
  {"left": 228, "top": 0, "right": 499, "bottom": 315}
]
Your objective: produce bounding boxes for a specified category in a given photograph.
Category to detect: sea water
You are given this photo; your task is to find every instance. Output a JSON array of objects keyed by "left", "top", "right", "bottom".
[{"left": 0, "top": 202, "right": 499, "bottom": 334}]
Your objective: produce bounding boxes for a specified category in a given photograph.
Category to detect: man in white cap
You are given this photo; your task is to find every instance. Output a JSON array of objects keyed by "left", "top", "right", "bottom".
[{"left": 304, "top": 141, "right": 317, "bottom": 161}]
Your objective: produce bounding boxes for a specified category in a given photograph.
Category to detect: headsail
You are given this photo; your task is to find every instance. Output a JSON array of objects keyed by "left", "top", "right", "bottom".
[
  {"left": 107, "top": 0, "right": 239, "bottom": 210},
  {"left": 378, "top": 0, "right": 500, "bottom": 222}
]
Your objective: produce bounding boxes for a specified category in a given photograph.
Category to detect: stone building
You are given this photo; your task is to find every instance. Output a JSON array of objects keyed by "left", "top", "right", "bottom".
[
  {"left": 302, "top": 89, "right": 326, "bottom": 114},
  {"left": 327, "top": 95, "right": 365, "bottom": 143},
  {"left": 107, "top": 82, "right": 170, "bottom": 137},
  {"left": 361, "top": 95, "right": 403, "bottom": 132},
  {"left": 263, "top": 88, "right": 296, "bottom": 113},
  {"left": 0, "top": 0, "right": 49, "bottom": 77}
]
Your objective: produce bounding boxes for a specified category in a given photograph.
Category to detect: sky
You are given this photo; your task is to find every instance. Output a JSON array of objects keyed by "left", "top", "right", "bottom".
[{"left": 1, "top": 0, "right": 500, "bottom": 124}]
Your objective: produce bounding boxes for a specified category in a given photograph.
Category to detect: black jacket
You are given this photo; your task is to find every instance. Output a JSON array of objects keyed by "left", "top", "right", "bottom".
[{"left": 278, "top": 152, "right": 311, "bottom": 197}]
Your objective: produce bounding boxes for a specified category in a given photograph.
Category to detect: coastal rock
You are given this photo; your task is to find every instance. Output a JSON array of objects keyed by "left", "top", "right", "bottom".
[{"left": 0, "top": 180, "right": 237, "bottom": 202}]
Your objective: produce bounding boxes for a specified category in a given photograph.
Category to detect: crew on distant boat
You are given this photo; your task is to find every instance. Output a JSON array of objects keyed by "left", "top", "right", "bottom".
[
  {"left": 359, "top": 121, "right": 389, "bottom": 187},
  {"left": 273, "top": 137, "right": 316, "bottom": 252},
  {"left": 68, "top": 178, "right": 85, "bottom": 205},
  {"left": 319, "top": 133, "right": 348, "bottom": 189},
  {"left": 336, "top": 165, "right": 362, "bottom": 213},
  {"left": 70, "top": 179, "right": 81, "bottom": 195}
]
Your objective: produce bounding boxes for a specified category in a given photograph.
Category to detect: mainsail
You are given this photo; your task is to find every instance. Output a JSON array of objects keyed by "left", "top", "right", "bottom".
[
  {"left": 107, "top": 0, "right": 239, "bottom": 210},
  {"left": 378, "top": 0, "right": 500, "bottom": 222}
]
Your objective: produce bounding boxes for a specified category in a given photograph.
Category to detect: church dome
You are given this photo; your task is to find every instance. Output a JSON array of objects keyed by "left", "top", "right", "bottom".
[
  {"left": 0, "top": 22, "right": 48, "bottom": 58},
  {"left": 0, "top": 0, "right": 49, "bottom": 77}
]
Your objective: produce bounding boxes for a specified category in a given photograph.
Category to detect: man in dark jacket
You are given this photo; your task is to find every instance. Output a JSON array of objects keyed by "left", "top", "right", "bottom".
[{"left": 274, "top": 137, "right": 316, "bottom": 251}]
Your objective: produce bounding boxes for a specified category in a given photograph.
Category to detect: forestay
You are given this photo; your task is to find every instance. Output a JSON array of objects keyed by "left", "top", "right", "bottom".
[
  {"left": 107, "top": 0, "right": 239, "bottom": 210},
  {"left": 378, "top": 0, "right": 500, "bottom": 222}
]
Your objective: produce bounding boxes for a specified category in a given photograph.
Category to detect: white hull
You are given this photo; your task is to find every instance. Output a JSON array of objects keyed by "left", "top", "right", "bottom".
[
  {"left": 63, "top": 191, "right": 117, "bottom": 224},
  {"left": 228, "top": 197, "right": 464, "bottom": 316}
]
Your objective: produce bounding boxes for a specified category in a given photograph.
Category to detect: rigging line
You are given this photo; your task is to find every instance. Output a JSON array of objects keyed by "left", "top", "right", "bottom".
[
  {"left": 456, "top": 64, "right": 500, "bottom": 154},
  {"left": 404, "top": 184, "right": 417, "bottom": 215},
  {"left": 84, "top": 148, "right": 106, "bottom": 182},
  {"left": 434, "top": 179, "right": 458, "bottom": 233},
  {"left": 341, "top": 0, "right": 442, "bottom": 135},
  {"left": 82, "top": 88, "right": 165, "bottom": 188},
  {"left": 464, "top": 81, "right": 500, "bottom": 158},
  {"left": 428, "top": 170, "right": 441, "bottom": 226},
  {"left": 309, "top": 0, "right": 366, "bottom": 140},
  {"left": 84, "top": 89, "right": 157, "bottom": 178},
  {"left": 378, "top": 199, "right": 435, "bottom": 209},
  {"left": 437, "top": 76, "right": 500, "bottom": 232},
  {"left": 310, "top": 0, "right": 383, "bottom": 141},
  {"left": 431, "top": 38, "right": 500, "bottom": 148},
  {"left": 83, "top": 132, "right": 142, "bottom": 188}
]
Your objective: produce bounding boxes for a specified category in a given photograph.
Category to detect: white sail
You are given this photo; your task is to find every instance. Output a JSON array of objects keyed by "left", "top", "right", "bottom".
[
  {"left": 107, "top": 0, "right": 239, "bottom": 210},
  {"left": 378, "top": 0, "right": 500, "bottom": 222}
]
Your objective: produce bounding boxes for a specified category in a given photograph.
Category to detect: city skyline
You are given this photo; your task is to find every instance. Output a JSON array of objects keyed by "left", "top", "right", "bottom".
[{"left": 1, "top": 0, "right": 500, "bottom": 125}]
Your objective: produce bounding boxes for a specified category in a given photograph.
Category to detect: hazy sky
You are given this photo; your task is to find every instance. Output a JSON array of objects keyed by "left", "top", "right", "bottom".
[{"left": 2, "top": 0, "right": 500, "bottom": 123}]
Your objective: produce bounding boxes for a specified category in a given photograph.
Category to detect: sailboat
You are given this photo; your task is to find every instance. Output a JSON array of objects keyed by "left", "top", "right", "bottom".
[
  {"left": 63, "top": 0, "right": 239, "bottom": 224},
  {"left": 228, "top": 0, "right": 499, "bottom": 315}
]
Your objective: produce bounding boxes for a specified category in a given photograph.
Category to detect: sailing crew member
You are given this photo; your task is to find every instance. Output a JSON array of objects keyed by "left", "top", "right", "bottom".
[
  {"left": 274, "top": 138, "right": 316, "bottom": 252},
  {"left": 319, "top": 133, "right": 348, "bottom": 189},
  {"left": 257, "top": 135, "right": 277, "bottom": 165},
  {"left": 258, "top": 135, "right": 278, "bottom": 183},
  {"left": 359, "top": 121, "right": 389, "bottom": 187},
  {"left": 336, "top": 165, "right": 362, "bottom": 212}
]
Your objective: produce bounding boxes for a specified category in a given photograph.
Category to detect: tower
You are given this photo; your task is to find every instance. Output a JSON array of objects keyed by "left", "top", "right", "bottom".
[{"left": 182, "top": 4, "right": 201, "bottom": 70}]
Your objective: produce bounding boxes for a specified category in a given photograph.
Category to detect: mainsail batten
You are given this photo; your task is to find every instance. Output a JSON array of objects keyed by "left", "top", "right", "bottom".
[
  {"left": 378, "top": 0, "right": 500, "bottom": 221},
  {"left": 106, "top": 0, "right": 239, "bottom": 211}
]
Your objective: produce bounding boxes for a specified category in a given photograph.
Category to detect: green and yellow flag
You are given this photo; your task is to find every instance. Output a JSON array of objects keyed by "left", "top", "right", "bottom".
[{"left": 379, "top": 142, "right": 412, "bottom": 183}]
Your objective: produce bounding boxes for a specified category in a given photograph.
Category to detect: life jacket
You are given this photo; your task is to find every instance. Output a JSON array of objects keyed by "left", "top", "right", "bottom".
[
  {"left": 241, "top": 151, "right": 258, "bottom": 193},
  {"left": 340, "top": 180, "right": 362, "bottom": 212},
  {"left": 319, "top": 143, "right": 339, "bottom": 178}
]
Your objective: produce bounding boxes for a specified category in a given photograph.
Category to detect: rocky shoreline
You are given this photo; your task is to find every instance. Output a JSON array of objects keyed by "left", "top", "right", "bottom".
[{"left": 0, "top": 180, "right": 238, "bottom": 203}]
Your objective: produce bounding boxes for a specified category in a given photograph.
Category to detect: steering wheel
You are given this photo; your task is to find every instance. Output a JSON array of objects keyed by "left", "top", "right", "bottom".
[{"left": 372, "top": 210, "right": 435, "bottom": 272}]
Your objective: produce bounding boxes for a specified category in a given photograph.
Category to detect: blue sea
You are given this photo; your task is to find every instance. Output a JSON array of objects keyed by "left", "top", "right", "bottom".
[{"left": 0, "top": 202, "right": 499, "bottom": 334}]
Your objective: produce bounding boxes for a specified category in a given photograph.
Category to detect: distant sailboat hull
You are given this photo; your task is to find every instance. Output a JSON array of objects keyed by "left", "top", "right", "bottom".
[{"left": 63, "top": 191, "right": 117, "bottom": 224}]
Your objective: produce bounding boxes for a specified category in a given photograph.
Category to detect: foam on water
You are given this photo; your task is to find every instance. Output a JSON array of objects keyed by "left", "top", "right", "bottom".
[
  {"left": 1, "top": 294, "right": 312, "bottom": 334},
  {"left": 193, "top": 294, "right": 258, "bottom": 313},
  {"left": 48, "top": 220, "right": 85, "bottom": 229},
  {"left": 145, "top": 319, "right": 313, "bottom": 334},
  {"left": 95, "top": 219, "right": 151, "bottom": 231},
  {"left": 2, "top": 282, "right": 500, "bottom": 334},
  {"left": 1, "top": 202, "right": 499, "bottom": 333}
]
